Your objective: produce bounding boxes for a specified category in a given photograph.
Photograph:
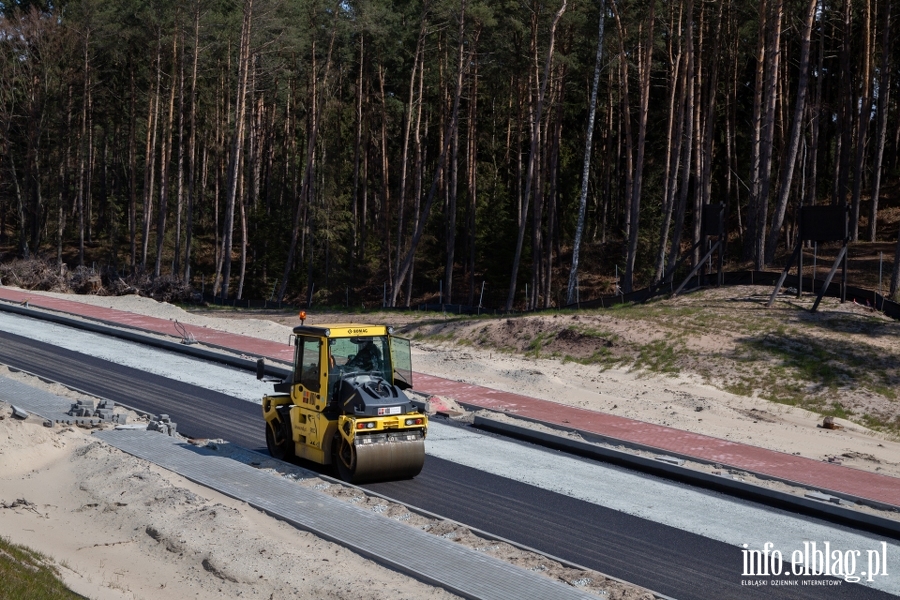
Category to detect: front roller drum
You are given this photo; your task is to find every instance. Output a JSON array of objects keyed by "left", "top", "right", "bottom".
[{"left": 333, "top": 434, "right": 425, "bottom": 483}]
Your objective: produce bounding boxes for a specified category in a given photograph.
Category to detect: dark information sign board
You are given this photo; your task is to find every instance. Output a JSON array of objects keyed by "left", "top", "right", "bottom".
[
  {"left": 701, "top": 203, "right": 724, "bottom": 237},
  {"left": 800, "top": 205, "right": 847, "bottom": 242}
]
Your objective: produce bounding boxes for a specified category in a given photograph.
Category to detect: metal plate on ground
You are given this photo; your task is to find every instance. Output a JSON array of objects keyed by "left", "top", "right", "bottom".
[{"left": 95, "top": 429, "right": 597, "bottom": 600}]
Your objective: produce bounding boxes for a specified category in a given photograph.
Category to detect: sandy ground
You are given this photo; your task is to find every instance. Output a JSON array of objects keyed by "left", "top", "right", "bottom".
[
  {"left": 0, "top": 403, "right": 463, "bottom": 600},
  {"left": 25, "top": 288, "right": 895, "bottom": 478},
  {"left": 0, "top": 404, "right": 652, "bottom": 600}
]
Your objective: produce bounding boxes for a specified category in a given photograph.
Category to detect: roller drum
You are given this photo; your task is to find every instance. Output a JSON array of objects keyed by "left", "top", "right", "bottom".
[{"left": 335, "top": 435, "right": 425, "bottom": 483}]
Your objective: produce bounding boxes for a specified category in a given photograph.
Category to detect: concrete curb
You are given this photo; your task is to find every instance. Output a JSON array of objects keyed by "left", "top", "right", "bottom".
[{"left": 472, "top": 414, "right": 900, "bottom": 539}]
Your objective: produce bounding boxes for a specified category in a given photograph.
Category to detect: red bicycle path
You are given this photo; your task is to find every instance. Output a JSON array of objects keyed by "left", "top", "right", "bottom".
[{"left": 1, "top": 286, "right": 898, "bottom": 509}]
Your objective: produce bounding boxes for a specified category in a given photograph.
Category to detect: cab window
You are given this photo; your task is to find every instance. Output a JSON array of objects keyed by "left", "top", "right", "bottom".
[
  {"left": 329, "top": 336, "right": 391, "bottom": 381},
  {"left": 294, "top": 337, "right": 321, "bottom": 392}
]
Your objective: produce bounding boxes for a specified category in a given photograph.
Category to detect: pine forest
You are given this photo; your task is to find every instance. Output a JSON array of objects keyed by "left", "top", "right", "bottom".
[{"left": 1, "top": 0, "right": 899, "bottom": 309}]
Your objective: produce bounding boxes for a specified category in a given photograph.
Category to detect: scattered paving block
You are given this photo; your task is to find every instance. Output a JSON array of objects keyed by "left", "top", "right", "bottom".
[
  {"left": 68, "top": 400, "right": 98, "bottom": 417},
  {"left": 436, "top": 410, "right": 464, "bottom": 418},
  {"left": 147, "top": 419, "right": 178, "bottom": 436},
  {"left": 43, "top": 420, "right": 52, "bottom": 428},
  {"left": 805, "top": 491, "right": 841, "bottom": 504}
]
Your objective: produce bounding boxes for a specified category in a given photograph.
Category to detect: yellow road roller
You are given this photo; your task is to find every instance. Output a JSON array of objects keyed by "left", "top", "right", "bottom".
[{"left": 261, "top": 320, "right": 427, "bottom": 483}]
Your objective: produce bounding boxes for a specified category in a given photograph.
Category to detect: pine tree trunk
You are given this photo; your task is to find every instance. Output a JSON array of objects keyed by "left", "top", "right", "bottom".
[
  {"left": 465, "top": 57, "right": 478, "bottom": 306},
  {"left": 277, "top": 30, "right": 336, "bottom": 302},
  {"left": 351, "top": 36, "right": 364, "bottom": 262},
  {"left": 805, "top": 0, "right": 825, "bottom": 208},
  {"left": 624, "top": 9, "right": 654, "bottom": 294},
  {"left": 765, "top": 0, "right": 817, "bottom": 263},
  {"left": 378, "top": 65, "right": 393, "bottom": 295},
  {"left": 868, "top": 0, "right": 891, "bottom": 242},
  {"left": 395, "top": 11, "right": 428, "bottom": 296},
  {"left": 143, "top": 36, "right": 162, "bottom": 270},
  {"left": 505, "top": 0, "right": 566, "bottom": 310},
  {"left": 697, "top": 0, "right": 725, "bottom": 233},
  {"left": 834, "top": 0, "right": 853, "bottom": 207},
  {"left": 667, "top": 0, "right": 695, "bottom": 276},
  {"left": 173, "top": 23, "right": 186, "bottom": 276},
  {"left": 744, "top": 0, "right": 766, "bottom": 263},
  {"left": 184, "top": 1, "right": 201, "bottom": 284},
  {"left": 611, "top": 2, "right": 633, "bottom": 246},
  {"left": 155, "top": 31, "right": 179, "bottom": 278},
  {"left": 404, "top": 57, "right": 427, "bottom": 307},
  {"left": 755, "top": 0, "right": 783, "bottom": 268},
  {"left": 129, "top": 74, "right": 137, "bottom": 271},
  {"left": 219, "top": 0, "right": 253, "bottom": 299},
  {"left": 653, "top": 1, "right": 684, "bottom": 284},
  {"left": 77, "top": 29, "right": 91, "bottom": 267},
  {"left": 237, "top": 155, "right": 248, "bottom": 299},
  {"left": 850, "top": 0, "right": 872, "bottom": 241},
  {"left": 566, "top": 0, "right": 605, "bottom": 304},
  {"left": 392, "top": 0, "right": 476, "bottom": 307}
]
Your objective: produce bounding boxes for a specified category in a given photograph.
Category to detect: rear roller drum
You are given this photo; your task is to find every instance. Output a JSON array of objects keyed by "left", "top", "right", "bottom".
[{"left": 266, "top": 421, "right": 293, "bottom": 461}]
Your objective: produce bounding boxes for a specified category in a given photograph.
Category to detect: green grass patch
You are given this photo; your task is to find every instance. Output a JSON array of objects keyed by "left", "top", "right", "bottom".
[
  {"left": 0, "top": 536, "right": 83, "bottom": 600},
  {"left": 525, "top": 332, "right": 552, "bottom": 356},
  {"left": 570, "top": 325, "right": 619, "bottom": 343},
  {"left": 746, "top": 338, "right": 846, "bottom": 388},
  {"left": 635, "top": 339, "right": 680, "bottom": 373}
]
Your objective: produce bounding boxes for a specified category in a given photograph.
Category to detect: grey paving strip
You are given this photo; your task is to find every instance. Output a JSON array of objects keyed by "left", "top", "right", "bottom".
[
  {"left": 0, "top": 375, "right": 81, "bottom": 423},
  {"left": 94, "top": 429, "right": 598, "bottom": 600}
]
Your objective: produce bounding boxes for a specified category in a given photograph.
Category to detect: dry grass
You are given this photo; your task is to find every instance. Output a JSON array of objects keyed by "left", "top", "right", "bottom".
[
  {"left": 395, "top": 286, "right": 900, "bottom": 435},
  {"left": 0, "top": 535, "right": 83, "bottom": 600}
]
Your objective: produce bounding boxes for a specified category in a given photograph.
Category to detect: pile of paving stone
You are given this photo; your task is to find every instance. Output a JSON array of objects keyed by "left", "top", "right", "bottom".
[
  {"left": 147, "top": 414, "right": 178, "bottom": 436},
  {"left": 65, "top": 399, "right": 128, "bottom": 426}
]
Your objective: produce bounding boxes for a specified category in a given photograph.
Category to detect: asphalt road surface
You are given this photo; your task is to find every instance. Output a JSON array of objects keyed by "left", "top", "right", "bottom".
[{"left": 0, "top": 326, "right": 894, "bottom": 600}]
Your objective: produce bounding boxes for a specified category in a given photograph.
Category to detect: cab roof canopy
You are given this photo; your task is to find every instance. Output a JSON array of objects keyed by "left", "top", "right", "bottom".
[{"left": 292, "top": 323, "right": 390, "bottom": 338}]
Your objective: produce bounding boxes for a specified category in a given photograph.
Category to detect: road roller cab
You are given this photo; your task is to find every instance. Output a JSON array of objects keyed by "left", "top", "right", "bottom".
[{"left": 261, "top": 322, "right": 427, "bottom": 483}]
